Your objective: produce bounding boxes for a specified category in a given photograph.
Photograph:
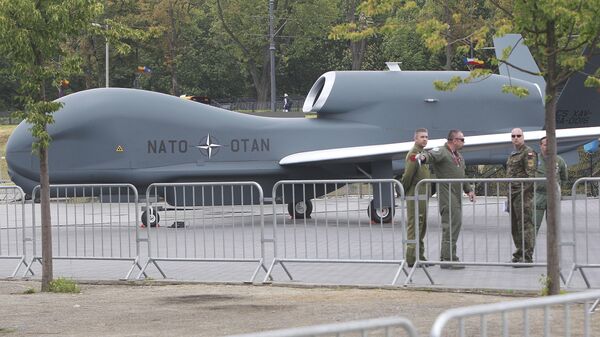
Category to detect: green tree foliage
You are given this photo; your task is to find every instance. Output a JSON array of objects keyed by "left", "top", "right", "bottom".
[
  {"left": 415, "top": 0, "right": 492, "bottom": 69},
  {"left": 212, "top": 0, "right": 339, "bottom": 102},
  {"left": 75, "top": 0, "right": 155, "bottom": 90},
  {"left": 379, "top": 4, "right": 444, "bottom": 70},
  {"left": 176, "top": 5, "right": 249, "bottom": 99},
  {"left": 100, "top": 0, "right": 249, "bottom": 98},
  {"left": 329, "top": 0, "right": 489, "bottom": 71},
  {"left": 0, "top": 0, "right": 103, "bottom": 291},
  {"left": 0, "top": 0, "right": 389, "bottom": 106},
  {"left": 0, "top": 57, "right": 17, "bottom": 111},
  {"left": 328, "top": 0, "right": 380, "bottom": 70}
]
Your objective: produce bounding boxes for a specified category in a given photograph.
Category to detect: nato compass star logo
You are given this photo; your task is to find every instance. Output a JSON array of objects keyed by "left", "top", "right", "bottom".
[{"left": 196, "top": 134, "right": 222, "bottom": 159}]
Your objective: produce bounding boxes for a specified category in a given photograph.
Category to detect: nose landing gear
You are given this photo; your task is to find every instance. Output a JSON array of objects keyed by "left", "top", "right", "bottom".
[
  {"left": 287, "top": 199, "right": 313, "bottom": 219},
  {"left": 141, "top": 207, "right": 160, "bottom": 227},
  {"left": 367, "top": 199, "right": 394, "bottom": 223}
]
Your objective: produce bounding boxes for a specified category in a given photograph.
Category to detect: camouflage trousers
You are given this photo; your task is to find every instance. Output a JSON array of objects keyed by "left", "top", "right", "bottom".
[
  {"left": 510, "top": 189, "right": 535, "bottom": 262},
  {"left": 534, "top": 191, "right": 547, "bottom": 234},
  {"left": 534, "top": 208, "right": 546, "bottom": 235},
  {"left": 405, "top": 197, "right": 427, "bottom": 265}
]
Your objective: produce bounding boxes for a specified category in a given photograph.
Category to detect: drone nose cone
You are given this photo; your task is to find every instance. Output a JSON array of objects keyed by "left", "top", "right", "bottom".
[
  {"left": 6, "top": 122, "right": 39, "bottom": 191},
  {"left": 6, "top": 122, "right": 35, "bottom": 153}
]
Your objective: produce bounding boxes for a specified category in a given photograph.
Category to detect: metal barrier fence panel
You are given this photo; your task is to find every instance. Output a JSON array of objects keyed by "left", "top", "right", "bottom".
[
  {"left": 28, "top": 184, "right": 141, "bottom": 279},
  {"left": 227, "top": 316, "right": 419, "bottom": 337},
  {"left": 140, "top": 182, "right": 266, "bottom": 282},
  {"left": 264, "top": 179, "right": 412, "bottom": 285},
  {"left": 406, "top": 178, "right": 561, "bottom": 286},
  {"left": 0, "top": 185, "right": 26, "bottom": 277},
  {"left": 430, "top": 289, "right": 600, "bottom": 337},
  {"left": 566, "top": 178, "right": 600, "bottom": 288}
]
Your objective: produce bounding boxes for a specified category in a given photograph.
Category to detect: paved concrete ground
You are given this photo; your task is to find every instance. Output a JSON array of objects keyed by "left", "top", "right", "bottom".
[{"left": 0, "top": 195, "right": 598, "bottom": 291}]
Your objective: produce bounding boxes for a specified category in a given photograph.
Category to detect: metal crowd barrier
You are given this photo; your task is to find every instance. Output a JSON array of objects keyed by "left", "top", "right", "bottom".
[
  {"left": 27, "top": 184, "right": 141, "bottom": 279},
  {"left": 264, "top": 179, "right": 408, "bottom": 285},
  {"left": 431, "top": 290, "right": 600, "bottom": 337},
  {"left": 0, "top": 185, "right": 27, "bottom": 277},
  {"left": 566, "top": 178, "right": 600, "bottom": 288},
  {"left": 407, "top": 177, "right": 557, "bottom": 286},
  {"left": 227, "top": 316, "right": 418, "bottom": 337},
  {"left": 139, "top": 182, "right": 266, "bottom": 282}
]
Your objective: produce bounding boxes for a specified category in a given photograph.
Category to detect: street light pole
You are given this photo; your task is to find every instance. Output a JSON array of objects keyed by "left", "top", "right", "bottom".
[
  {"left": 105, "top": 37, "right": 109, "bottom": 87},
  {"left": 268, "top": 0, "right": 276, "bottom": 112}
]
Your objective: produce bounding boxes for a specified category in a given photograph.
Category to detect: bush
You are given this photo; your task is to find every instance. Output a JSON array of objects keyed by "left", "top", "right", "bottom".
[{"left": 48, "top": 278, "right": 80, "bottom": 293}]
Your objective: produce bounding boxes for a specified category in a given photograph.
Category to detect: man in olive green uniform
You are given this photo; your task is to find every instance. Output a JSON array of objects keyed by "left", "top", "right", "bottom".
[
  {"left": 506, "top": 128, "right": 537, "bottom": 264},
  {"left": 401, "top": 128, "right": 430, "bottom": 267},
  {"left": 421, "top": 130, "right": 475, "bottom": 269},
  {"left": 535, "top": 136, "right": 568, "bottom": 234}
]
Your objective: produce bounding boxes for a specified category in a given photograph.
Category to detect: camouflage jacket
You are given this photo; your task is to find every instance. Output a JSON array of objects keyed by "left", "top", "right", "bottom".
[{"left": 506, "top": 144, "right": 537, "bottom": 192}]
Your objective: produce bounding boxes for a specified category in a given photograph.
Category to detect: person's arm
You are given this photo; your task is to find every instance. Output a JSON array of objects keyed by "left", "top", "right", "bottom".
[
  {"left": 463, "top": 182, "right": 473, "bottom": 194},
  {"left": 463, "top": 177, "right": 475, "bottom": 202},
  {"left": 421, "top": 147, "right": 441, "bottom": 164},
  {"left": 559, "top": 157, "right": 568, "bottom": 184},
  {"left": 401, "top": 154, "right": 417, "bottom": 190},
  {"left": 461, "top": 158, "right": 474, "bottom": 197}
]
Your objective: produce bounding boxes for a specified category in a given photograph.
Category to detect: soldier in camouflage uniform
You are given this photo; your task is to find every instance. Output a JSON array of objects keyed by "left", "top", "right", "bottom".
[
  {"left": 401, "top": 128, "right": 431, "bottom": 267},
  {"left": 535, "top": 136, "right": 568, "bottom": 234},
  {"left": 506, "top": 128, "right": 537, "bottom": 264},
  {"left": 421, "top": 130, "right": 475, "bottom": 269}
]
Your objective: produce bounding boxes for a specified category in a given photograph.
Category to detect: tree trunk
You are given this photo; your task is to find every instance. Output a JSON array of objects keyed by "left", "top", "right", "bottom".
[
  {"left": 168, "top": 2, "right": 179, "bottom": 96},
  {"left": 351, "top": 39, "right": 366, "bottom": 70},
  {"left": 255, "top": 59, "right": 270, "bottom": 106},
  {"left": 346, "top": 0, "right": 366, "bottom": 70},
  {"left": 83, "top": 37, "right": 96, "bottom": 89},
  {"left": 443, "top": 2, "right": 453, "bottom": 70},
  {"left": 36, "top": 71, "right": 54, "bottom": 292},
  {"left": 40, "top": 146, "right": 53, "bottom": 291},
  {"left": 544, "top": 21, "right": 560, "bottom": 296}
]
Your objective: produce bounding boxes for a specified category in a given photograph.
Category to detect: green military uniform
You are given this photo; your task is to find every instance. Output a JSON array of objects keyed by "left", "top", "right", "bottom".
[
  {"left": 423, "top": 143, "right": 471, "bottom": 262},
  {"left": 401, "top": 144, "right": 430, "bottom": 266},
  {"left": 506, "top": 144, "right": 537, "bottom": 262},
  {"left": 534, "top": 154, "right": 568, "bottom": 233}
]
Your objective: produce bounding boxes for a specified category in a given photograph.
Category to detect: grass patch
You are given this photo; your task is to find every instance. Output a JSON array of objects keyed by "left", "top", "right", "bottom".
[
  {"left": 48, "top": 277, "right": 80, "bottom": 293},
  {"left": 0, "top": 125, "right": 16, "bottom": 182},
  {"left": 22, "top": 287, "right": 36, "bottom": 294},
  {"left": 538, "top": 274, "right": 567, "bottom": 296},
  {"left": 0, "top": 327, "right": 16, "bottom": 334}
]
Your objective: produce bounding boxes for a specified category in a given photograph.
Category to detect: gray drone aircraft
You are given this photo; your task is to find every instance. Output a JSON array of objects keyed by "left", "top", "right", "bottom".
[{"left": 6, "top": 35, "right": 600, "bottom": 224}]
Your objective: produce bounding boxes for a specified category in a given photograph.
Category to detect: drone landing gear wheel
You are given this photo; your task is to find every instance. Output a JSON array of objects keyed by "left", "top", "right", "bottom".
[
  {"left": 287, "top": 200, "right": 313, "bottom": 219},
  {"left": 367, "top": 199, "right": 394, "bottom": 223},
  {"left": 141, "top": 208, "right": 160, "bottom": 227}
]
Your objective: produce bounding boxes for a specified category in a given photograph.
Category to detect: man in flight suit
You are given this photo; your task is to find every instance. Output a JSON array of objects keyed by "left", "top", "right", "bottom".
[
  {"left": 401, "top": 128, "right": 431, "bottom": 267},
  {"left": 506, "top": 128, "right": 537, "bottom": 265},
  {"left": 420, "top": 129, "right": 475, "bottom": 269},
  {"left": 535, "top": 136, "right": 568, "bottom": 234}
]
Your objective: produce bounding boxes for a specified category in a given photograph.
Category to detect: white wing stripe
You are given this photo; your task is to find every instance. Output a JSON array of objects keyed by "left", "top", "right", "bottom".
[{"left": 279, "top": 127, "right": 600, "bottom": 166}]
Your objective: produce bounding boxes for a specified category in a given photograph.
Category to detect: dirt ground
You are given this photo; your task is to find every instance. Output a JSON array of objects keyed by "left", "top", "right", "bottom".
[{"left": 0, "top": 280, "right": 597, "bottom": 337}]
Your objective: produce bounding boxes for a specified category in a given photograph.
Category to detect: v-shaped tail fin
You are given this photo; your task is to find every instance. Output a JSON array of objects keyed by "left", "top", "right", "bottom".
[{"left": 493, "top": 34, "right": 546, "bottom": 97}]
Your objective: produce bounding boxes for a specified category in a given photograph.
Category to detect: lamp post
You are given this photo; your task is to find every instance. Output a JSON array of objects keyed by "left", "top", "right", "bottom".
[{"left": 91, "top": 23, "right": 109, "bottom": 87}]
